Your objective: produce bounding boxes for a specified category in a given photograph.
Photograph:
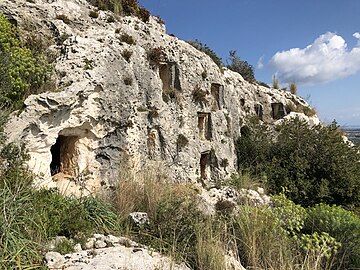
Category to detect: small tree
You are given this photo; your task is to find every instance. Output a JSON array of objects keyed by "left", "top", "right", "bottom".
[{"left": 226, "top": 50, "right": 255, "bottom": 83}]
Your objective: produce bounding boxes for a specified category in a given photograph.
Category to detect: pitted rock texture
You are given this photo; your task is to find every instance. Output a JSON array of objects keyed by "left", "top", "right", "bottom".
[
  {"left": 45, "top": 234, "right": 190, "bottom": 270},
  {"left": 2, "top": 0, "right": 320, "bottom": 194}
]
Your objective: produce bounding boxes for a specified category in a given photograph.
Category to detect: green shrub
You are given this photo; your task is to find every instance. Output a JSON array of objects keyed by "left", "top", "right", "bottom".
[
  {"left": 296, "top": 232, "right": 340, "bottom": 270},
  {"left": 187, "top": 40, "right": 222, "bottom": 68},
  {"left": 257, "top": 81, "right": 270, "bottom": 88},
  {"left": 236, "top": 117, "right": 360, "bottom": 208},
  {"left": 272, "top": 193, "right": 306, "bottom": 236},
  {"left": 226, "top": 50, "right": 255, "bottom": 83},
  {"left": 304, "top": 204, "right": 360, "bottom": 269},
  {"left": 0, "top": 15, "right": 51, "bottom": 109},
  {"left": 87, "top": 0, "right": 150, "bottom": 22},
  {"left": 138, "top": 6, "right": 150, "bottom": 22},
  {"left": 235, "top": 117, "right": 272, "bottom": 174}
]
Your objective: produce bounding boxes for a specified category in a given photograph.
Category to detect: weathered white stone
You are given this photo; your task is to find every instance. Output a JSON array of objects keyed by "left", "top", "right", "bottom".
[
  {"left": 104, "top": 234, "right": 120, "bottom": 245},
  {"left": 225, "top": 254, "right": 247, "bottom": 270},
  {"left": 84, "top": 238, "right": 95, "bottom": 249},
  {"left": 73, "top": 243, "right": 82, "bottom": 252},
  {"left": 129, "top": 212, "right": 150, "bottom": 226},
  {"left": 118, "top": 236, "right": 139, "bottom": 247},
  {"left": 45, "top": 252, "right": 65, "bottom": 269},
  {"left": 51, "top": 241, "right": 191, "bottom": 270},
  {"left": 94, "top": 240, "right": 107, "bottom": 249},
  {"left": 1, "top": 0, "right": 320, "bottom": 196},
  {"left": 239, "top": 188, "right": 271, "bottom": 206}
]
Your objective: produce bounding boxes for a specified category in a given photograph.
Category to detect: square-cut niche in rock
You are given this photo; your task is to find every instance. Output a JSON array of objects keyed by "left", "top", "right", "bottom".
[
  {"left": 159, "top": 62, "right": 181, "bottom": 91},
  {"left": 254, "top": 104, "right": 263, "bottom": 120},
  {"left": 271, "top": 102, "right": 286, "bottom": 120},
  {"left": 198, "top": 112, "right": 212, "bottom": 141},
  {"left": 200, "top": 151, "right": 210, "bottom": 180},
  {"left": 210, "top": 83, "right": 223, "bottom": 111},
  {"left": 50, "top": 135, "right": 79, "bottom": 176}
]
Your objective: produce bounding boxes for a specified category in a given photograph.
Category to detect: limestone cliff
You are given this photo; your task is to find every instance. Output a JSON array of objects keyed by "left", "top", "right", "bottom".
[{"left": 1, "top": 0, "right": 320, "bottom": 195}]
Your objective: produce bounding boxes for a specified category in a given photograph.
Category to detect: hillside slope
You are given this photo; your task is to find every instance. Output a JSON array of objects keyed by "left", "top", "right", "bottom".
[{"left": 1, "top": 0, "right": 319, "bottom": 194}]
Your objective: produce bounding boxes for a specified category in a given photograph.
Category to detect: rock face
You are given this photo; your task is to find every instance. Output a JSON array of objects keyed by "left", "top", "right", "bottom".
[
  {"left": 45, "top": 234, "right": 191, "bottom": 270},
  {"left": 1, "top": 0, "right": 319, "bottom": 194}
]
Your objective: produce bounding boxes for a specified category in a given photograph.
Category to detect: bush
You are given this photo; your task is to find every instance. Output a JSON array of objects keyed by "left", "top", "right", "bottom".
[
  {"left": 89, "top": 10, "right": 99, "bottom": 18},
  {"left": 304, "top": 204, "right": 360, "bottom": 269},
  {"left": 0, "top": 15, "right": 51, "bottom": 109},
  {"left": 192, "top": 85, "right": 208, "bottom": 107},
  {"left": 87, "top": 0, "right": 150, "bottom": 22},
  {"left": 146, "top": 46, "right": 165, "bottom": 66},
  {"left": 119, "top": 33, "right": 135, "bottom": 45},
  {"left": 187, "top": 40, "right": 223, "bottom": 68},
  {"left": 236, "top": 117, "right": 360, "bottom": 208},
  {"left": 226, "top": 50, "right": 255, "bottom": 83},
  {"left": 257, "top": 81, "right": 270, "bottom": 88}
]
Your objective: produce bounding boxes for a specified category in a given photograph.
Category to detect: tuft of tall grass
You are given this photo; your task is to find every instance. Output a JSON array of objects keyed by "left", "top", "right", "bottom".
[
  {"left": 195, "top": 219, "right": 227, "bottom": 270},
  {"left": 233, "top": 205, "right": 296, "bottom": 270}
]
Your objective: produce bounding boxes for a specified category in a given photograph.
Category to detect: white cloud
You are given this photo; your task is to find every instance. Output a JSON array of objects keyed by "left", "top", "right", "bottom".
[
  {"left": 269, "top": 32, "right": 360, "bottom": 85},
  {"left": 257, "top": 55, "right": 264, "bottom": 69}
]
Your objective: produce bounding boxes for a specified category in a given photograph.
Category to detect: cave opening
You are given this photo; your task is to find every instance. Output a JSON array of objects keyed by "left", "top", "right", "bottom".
[
  {"left": 159, "top": 63, "right": 181, "bottom": 91},
  {"left": 210, "top": 83, "right": 223, "bottom": 111},
  {"left": 197, "top": 112, "right": 212, "bottom": 141},
  {"left": 254, "top": 104, "right": 263, "bottom": 120},
  {"left": 200, "top": 152, "right": 210, "bottom": 180},
  {"left": 50, "top": 135, "right": 78, "bottom": 176},
  {"left": 271, "top": 102, "right": 286, "bottom": 120}
]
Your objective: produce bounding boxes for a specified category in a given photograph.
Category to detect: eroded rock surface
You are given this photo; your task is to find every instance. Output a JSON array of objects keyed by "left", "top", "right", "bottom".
[
  {"left": 45, "top": 234, "right": 190, "bottom": 270},
  {"left": 2, "top": 0, "right": 319, "bottom": 194}
]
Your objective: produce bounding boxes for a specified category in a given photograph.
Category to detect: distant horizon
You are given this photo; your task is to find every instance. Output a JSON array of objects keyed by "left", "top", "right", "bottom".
[{"left": 342, "top": 125, "right": 360, "bottom": 129}]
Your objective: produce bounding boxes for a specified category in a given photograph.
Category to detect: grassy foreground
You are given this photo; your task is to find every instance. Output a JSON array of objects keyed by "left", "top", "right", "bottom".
[{"left": 1, "top": 155, "right": 360, "bottom": 270}]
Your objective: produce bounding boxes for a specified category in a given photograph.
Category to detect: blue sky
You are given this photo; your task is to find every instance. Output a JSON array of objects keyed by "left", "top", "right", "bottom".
[{"left": 138, "top": 0, "right": 360, "bottom": 126}]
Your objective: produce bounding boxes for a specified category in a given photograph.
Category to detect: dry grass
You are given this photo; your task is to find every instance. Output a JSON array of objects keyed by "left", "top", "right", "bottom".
[
  {"left": 109, "top": 165, "right": 197, "bottom": 221},
  {"left": 192, "top": 85, "right": 208, "bottom": 106},
  {"left": 195, "top": 219, "right": 227, "bottom": 270}
]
